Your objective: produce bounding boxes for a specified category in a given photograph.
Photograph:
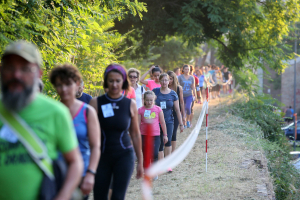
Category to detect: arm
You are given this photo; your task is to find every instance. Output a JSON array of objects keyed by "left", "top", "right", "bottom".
[
  {"left": 158, "top": 111, "right": 168, "bottom": 144},
  {"left": 89, "top": 98, "right": 98, "bottom": 114},
  {"left": 191, "top": 76, "right": 196, "bottom": 99},
  {"left": 138, "top": 114, "right": 141, "bottom": 129},
  {"left": 80, "top": 105, "right": 101, "bottom": 195},
  {"left": 55, "top": 148, "right": 83, "bottom": 200},
  {"left": 174, "top": 100, "right": 184, "bottom": 132},
  {"left": 140, "top": 66, "right": 155, "bottom": 85},
  {"left": 179, "top": 86, "right": 186, "bottom": 124},
  {"left": 129, "top": 100, "right": 143, "bottom": 179}
]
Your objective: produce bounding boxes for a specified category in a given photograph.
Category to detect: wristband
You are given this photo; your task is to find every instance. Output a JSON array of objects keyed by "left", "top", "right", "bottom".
[
  {"left": 86, "top": 169, "right": 96, "bottom": 175},
  {"left": 163, "top": 134, "right": 167, "bottom": 136}
]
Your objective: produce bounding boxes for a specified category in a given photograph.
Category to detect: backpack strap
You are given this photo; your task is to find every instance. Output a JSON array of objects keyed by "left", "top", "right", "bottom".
[{"left": 0, "top": 103, "right": 54, "bottom": 180}]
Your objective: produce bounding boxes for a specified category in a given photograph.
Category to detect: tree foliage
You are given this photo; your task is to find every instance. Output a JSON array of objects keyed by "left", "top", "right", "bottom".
[
  {"left": 0, "top": 0, "right": 146, "bottom": 97},
  {"left": 114, "top": 0, "right": 300, "bottom": 92}
]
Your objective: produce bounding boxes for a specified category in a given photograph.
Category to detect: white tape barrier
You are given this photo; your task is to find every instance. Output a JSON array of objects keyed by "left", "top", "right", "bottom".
[
  {"left": 145, "top": 101, "right": 207, "bottom": 177},
  {"left": 142, "top": 101, "right": 208, "bottom": 199}
]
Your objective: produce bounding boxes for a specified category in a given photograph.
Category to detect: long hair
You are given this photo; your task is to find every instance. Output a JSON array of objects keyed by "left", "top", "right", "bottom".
[{"left": 167, "top": 71, "right": 178, "bottom": 92}]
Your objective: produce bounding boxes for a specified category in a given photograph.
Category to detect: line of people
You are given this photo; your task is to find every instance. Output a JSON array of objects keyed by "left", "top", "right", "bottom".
[{"left": 0, "top": 40, "right": 233, "bottom": 200}]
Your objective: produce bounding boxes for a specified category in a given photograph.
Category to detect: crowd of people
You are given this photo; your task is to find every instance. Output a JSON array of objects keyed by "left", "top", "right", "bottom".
[{"left": 0, "top": 40, "right": 233, "bottom": 200}]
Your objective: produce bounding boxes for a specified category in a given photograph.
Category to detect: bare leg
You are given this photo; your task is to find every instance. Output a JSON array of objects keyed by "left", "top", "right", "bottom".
[
  {"left": 171, "top": 141, "right": 176, "bottom": 153},
  {"left": 158, "top": 151, "right": 164, "bottom": 160},
  {"left": 164, "top": 146, "right": 172, "bottom": 158}
]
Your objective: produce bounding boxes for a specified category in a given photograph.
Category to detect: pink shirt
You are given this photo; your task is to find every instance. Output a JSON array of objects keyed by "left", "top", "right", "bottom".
[
  {"left": 138, "top": 105, "right": 162, "bottom": 136},
  {"left": 123, "top": 87, "right": 136, "bottom": 99},
  {"left": 146, "top": 80, "right": 161, "bottom": 91}
]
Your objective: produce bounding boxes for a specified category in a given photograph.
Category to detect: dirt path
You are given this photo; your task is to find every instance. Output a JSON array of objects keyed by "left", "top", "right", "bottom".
[{"left": 125, "top": 97, "right": 275, "bottom": 200}]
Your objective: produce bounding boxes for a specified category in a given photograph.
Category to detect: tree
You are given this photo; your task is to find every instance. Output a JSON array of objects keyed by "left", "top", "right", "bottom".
[
  {"left": 114, "top": 0, "right": 300, "bottom": 92},
  {"left": 0, "top": 0, "right": 147, "bottom": 97}
]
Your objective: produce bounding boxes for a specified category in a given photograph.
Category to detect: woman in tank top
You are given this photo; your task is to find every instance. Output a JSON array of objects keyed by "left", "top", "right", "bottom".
[
  {"left": 167, "top": 71, "right": 185, "bottom": 153},
  {"left": 90, "top": 64, "right": 143, "bottom": 200},
  {"left": 140, "top": 65, "right": 162, "bottom": 90},
  {"left": 50, "top": 64, "right": 101, "bottom": 199},
  {"left": 178, "top": 64, "right": 197, "bottom": 128}
]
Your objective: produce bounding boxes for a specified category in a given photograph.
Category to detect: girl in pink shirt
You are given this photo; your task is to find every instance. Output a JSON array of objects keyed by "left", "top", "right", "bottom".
[
  {"left": 138, "top": 91, "right": 167, "bottom": 171},
  {"left": 140, "top": 65, "right": 162, "bottom": 90}
]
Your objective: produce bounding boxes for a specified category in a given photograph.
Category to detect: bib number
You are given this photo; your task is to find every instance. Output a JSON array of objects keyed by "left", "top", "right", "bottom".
[
  {"left": 160, "top": 101, "right": 166, "bottom": 109},
  {"left": 144, "top": 110, "right": 151, "bottom": 118},
  {"left": 101, "top": 103, "right": 114, "bottom": 118},
  {"left": 0, "top": 125, "right": 18, "bottom": 143}
]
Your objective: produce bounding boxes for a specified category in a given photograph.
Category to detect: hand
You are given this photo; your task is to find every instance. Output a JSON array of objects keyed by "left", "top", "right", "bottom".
[
  {"left": 180, "top": 125, "right": 184, "bottom": 132},
  {"left": 163, "top": 135, "right": 168, "bottom": 144},
  {"left": 136, "top": 162, "right": 144, "bottom": 179},
  {"left": 149, "top": 65, "right": 155, "bottom": 72},
  {"left": 80, "top": 173, "right": 95, "bottom": 195}
]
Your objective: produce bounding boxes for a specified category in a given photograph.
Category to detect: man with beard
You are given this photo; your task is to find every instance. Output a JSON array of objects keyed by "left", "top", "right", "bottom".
[
  {"left": 0, "top": 40, "right": 83, "bottom": 200},
  {"left": 76, "top": 79, "right": 92, "bottom": 104}
]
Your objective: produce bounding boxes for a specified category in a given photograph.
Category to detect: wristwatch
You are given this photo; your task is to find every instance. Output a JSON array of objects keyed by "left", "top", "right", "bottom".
[{"left": 86, "top": 169, "right": 96, "bottom": 175}]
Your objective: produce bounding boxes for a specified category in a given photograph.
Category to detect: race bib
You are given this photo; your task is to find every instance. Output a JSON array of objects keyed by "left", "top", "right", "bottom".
[
  {"left": 196, "top": 86, "right": 200, "bottom": 91},
  {"left": 0, "top": 125, "right": 18, "bottom": 143},
  {"left": 160, "top": 101, "right": 166, "bottom": 109},
  {"left": 101, "top": 103, "right": 114, "bottom": 118},
  {"left": 144, "top": 110, "right": 151, "bottom": 118}
]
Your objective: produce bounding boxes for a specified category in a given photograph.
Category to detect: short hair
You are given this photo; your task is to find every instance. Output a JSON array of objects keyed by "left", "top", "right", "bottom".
[
  {"left": 103, "top": 64, "right": 129, "bottom": 91},
  {"left": 173, "top": 68, "right": 179, "bottom": 73},
  {"left": 159, "top": 73, "right": 169, "bottom": 81},
  {"left": 189, "top": 65, "right": 194, "bottom": 72},
  {"left": 49, "top": 64, "right": 82, "bottom": 86},
  {"left": 128, "top": 68, "right": 141, "bottom": 79}
]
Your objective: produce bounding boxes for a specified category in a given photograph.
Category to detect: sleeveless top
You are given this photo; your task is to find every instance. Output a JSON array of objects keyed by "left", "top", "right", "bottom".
[
  {"left": 73, "top": 103, "right": 90, "bottom": 176},
  {"left": 97, "top": 94, "right": 132, "bottom": 154}
]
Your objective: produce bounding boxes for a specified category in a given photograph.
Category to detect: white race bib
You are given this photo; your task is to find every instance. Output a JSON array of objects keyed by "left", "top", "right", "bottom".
[
  {"left": 101, "top": 103, "right": 114, "bottom": 118},
  {"left": 144, "top": 110, "right": 151, "bottom": 118},
  {"left": 196, "top": 86, "right": 200, "bottom": 91},
  {"left": 0, "top": 125, "right": 19, "bottom": 143},
  {"left": 160, "top": 101, "right": 166, "bottom": 109}
]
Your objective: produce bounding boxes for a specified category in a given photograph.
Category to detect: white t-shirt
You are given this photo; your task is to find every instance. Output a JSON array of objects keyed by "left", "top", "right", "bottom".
[{"left": 135, "top": 84, "right": 146, "bottom": 109}]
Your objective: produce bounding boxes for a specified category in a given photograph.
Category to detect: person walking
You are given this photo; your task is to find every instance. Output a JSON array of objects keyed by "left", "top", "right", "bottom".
[
  {"left": 213, "top": 67, "right": 223, "bottom": 100},
  {"left": 140, "top": 65, "right": 162, "bottom": 90},
  {"left": 90, "top": 64, "right": 143, "bottom": 200},
  {"left": 153, "top": 73, "right": 184, "bottom": 168},
  {"left": 178, "top": 64, "right": 197, "bottom": 128},
  {"left": 50, "top": 64, "right": 101, "bottom": 199},
  {"left": 189, "top": 65, "right": 200, "bottom": 127},
  {"left": 76, "top": 79, "right": 93, "bottom": 104},
  {"left": 167, "top": 71, "right": 185, "bottom": 153},
  {"left": 203, "top": 66, "right": 214, "bottom": 101},
  {"left": 0, "top": 40, "right": 83, "bottom": 200},
  {"left": 138, "top": 91, "right": 167, "bottom": 179},
  {"left": 128, "top": 68, "right": 146, "bottom": 109},
  {"left": 195, "top": 69, "right": 204, "bottom": 103}
]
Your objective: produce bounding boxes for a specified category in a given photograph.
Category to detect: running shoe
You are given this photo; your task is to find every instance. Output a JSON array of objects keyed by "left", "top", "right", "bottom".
[
  {"left": 187, "top": 121, "right": 190, "bottom": 128},
  {"left": 168, "top": 168, "right": 173, "bottom": 173},
  {"left": 153, "top": 175, "right": 158, "bottom": 181}
]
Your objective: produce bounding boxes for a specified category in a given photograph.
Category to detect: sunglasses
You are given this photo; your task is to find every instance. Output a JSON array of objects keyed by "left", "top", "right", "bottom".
[{"left": 129, "top": 75, "right": 138, "bottom": 79}]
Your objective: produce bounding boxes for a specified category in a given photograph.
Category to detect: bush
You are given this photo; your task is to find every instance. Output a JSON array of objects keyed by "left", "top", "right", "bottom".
[{"left": 230, "top": 95, "right": 300, "bottom": 199}]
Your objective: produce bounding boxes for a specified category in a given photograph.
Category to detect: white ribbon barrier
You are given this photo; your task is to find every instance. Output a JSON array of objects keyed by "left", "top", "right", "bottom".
[{"left": 142, "top": 101, "right": 208, "bottom": 199}]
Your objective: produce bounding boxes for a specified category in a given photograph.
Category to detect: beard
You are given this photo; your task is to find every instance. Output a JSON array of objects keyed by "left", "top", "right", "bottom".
[{"left": 1, "top": 79, "right": 36, "bottom": 113}]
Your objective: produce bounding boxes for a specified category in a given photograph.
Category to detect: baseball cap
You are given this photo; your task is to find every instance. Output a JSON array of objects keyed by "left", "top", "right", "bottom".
[{"left": 2, "top": 40, "right": 43, "bottom": 67}]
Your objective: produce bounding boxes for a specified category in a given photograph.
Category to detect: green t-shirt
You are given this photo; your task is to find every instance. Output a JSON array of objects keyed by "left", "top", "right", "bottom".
[{"left": 0, "top": 94, "right": 78, "bottom": 200}]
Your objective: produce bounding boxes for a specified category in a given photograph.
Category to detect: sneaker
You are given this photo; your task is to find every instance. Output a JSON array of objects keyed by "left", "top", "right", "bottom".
[
  {"left": 187, "top": 121, "right": 190, "bottom": 128},
  {"left": 168, "top": 168, "right": 173, "bottom": 173},
  {"left": 153, "top": 175, "right": 158, "bottom": 181}
]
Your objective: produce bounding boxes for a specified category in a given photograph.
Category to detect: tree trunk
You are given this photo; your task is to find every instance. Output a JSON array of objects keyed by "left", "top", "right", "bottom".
[
  {"left": 210, "top": 47, "right": 215, "bottom": 65},
  {"left": 200, "top": 43, "right": 209, "bottom": 66}
]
